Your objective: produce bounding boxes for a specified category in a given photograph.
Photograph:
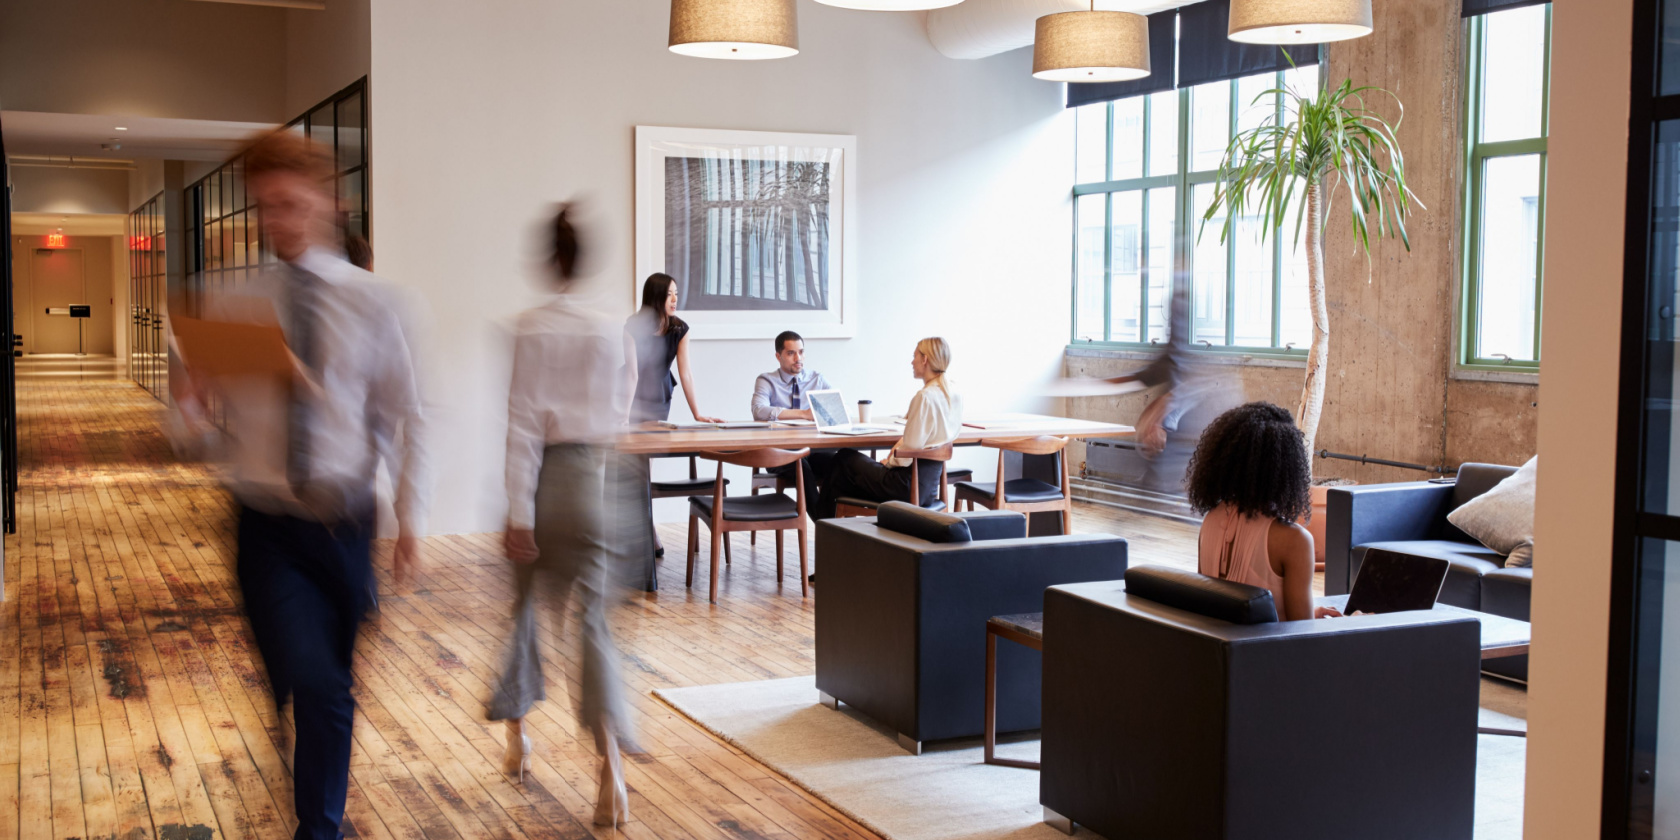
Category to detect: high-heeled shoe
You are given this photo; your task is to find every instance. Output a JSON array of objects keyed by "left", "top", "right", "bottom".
[
  {"left": 592, "top": 754, "right": 629, "bottom": 828},
  {"left": 502, "top": 720, "right": 533, "bottom": 784}
]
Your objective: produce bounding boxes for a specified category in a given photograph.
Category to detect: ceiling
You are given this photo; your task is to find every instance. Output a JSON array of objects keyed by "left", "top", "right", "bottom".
[
  {"left": 1, "top": 110, "right": 276, "bottom": 162},
  {"left": 10, "top": 213, "right": 128, "bottom": 236}
]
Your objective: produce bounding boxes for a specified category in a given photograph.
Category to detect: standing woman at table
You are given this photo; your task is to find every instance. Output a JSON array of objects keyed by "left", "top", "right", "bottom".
[
  {"left": 491, "top": 205, "right": 633, "bottom": 827},
  {"left": 814, "top": 337, "right": 963, "bottom": 522},
  {"left": 625, "top": 273, "right": 721, "bottom": 424}
]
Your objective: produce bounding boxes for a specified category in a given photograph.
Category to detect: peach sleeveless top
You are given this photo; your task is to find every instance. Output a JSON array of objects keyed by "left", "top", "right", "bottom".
[{"left": 1198, "top": 503, "right": 1286, "bottom": 612}]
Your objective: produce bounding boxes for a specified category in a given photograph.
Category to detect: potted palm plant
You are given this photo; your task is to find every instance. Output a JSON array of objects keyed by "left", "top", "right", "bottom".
[
  {"left": 1201, "top": 71, "right": 1418, "bottom": 566},
  {"left": 1201, "top": 72, "right": 1418, "bottom": 461}
]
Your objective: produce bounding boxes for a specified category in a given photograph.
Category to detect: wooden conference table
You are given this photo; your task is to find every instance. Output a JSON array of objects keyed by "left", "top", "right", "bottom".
[
  {"left": 618, "top": 413, "right": 1136, "bottom": 454},
  {"left": 619, "top": 413, "right": 1136, "bottom": 590}
]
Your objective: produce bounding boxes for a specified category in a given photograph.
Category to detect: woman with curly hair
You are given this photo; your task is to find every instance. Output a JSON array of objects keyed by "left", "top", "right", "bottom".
[{"left": 1185, "top": 402, "right": 1342, "bottom": 621}]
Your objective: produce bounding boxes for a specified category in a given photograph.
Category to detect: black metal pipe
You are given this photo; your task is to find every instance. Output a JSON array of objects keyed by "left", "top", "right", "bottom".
[{"left": 1316, "top": 450, "right": 1450, "bottom": 475}]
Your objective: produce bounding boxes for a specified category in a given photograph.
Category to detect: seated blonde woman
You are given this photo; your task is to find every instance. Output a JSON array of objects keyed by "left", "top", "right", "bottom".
[{"left": 812, "top": 337, "right": 962, "bottom": 522}]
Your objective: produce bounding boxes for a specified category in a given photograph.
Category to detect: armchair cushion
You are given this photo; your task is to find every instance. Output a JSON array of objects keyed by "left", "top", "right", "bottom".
[
  {"left": 876, "top": 501, "right": 970, "bottom": 543},
  {"left": 1123, "top": 565, "right": 1278, "bottom": 624},
  {"left": 1446, "top": 457, "right": 1536, "bottom": 568}
]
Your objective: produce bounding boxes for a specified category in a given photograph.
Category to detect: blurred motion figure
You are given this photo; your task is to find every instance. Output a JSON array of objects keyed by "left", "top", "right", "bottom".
[
  {"left": 489, "top": 205, "right": 634, "bottom": 827},
  {"left": 172, "top": 130, "right": 431, "bottom": 840}
]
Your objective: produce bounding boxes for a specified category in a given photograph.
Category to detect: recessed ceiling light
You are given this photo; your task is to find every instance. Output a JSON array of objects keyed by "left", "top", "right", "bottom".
[{"left": 114, "top": 126, "right": 128, "bottom": 131}]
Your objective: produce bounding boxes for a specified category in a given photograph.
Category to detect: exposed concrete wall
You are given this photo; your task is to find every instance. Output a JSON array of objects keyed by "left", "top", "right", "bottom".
[
  {"left": 1063, "top": 0, "right": 1540, "bottom": 485},
  {"left": 0, "top": 0, "right": 286, "bottom": 123},
  {"left": 9, "top": 165, "right": 130, "bottom": 215}
]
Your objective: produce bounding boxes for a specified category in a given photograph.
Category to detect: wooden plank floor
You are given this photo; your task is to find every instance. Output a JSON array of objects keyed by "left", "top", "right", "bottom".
[{"left": 0, "top": 356, "right": 1202, "bottom": 840}]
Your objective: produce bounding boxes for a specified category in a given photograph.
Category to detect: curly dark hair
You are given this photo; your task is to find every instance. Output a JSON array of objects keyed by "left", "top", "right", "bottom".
[{"left": 1185, "top": 401, "right": 1312, "bottom": 522}]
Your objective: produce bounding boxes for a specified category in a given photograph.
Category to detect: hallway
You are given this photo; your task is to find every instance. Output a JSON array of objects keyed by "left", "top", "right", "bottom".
[{"left": 0, "top": 360, "right": 893, "bottom": 840}]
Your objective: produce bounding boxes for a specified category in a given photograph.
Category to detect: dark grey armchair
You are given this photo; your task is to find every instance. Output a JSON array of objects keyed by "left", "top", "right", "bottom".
[
  {"left": 1325, "top": 462, "right": 1529, "bottom": 679},
  {"left": 814, "top": 502, "right": 1127, "bottom": 753},
  {"left": 1039, "top": 567, "right": 1482, "bottom": 840}
]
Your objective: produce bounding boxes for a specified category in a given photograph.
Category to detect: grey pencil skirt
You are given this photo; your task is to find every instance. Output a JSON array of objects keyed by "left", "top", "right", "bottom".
[{"left": 487, "top": 443, "right": 632, "bottom": 743}]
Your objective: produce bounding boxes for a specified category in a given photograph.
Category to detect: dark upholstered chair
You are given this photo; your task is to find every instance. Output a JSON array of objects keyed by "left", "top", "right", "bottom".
[
  {"left": 1039, "top": 567, "right": 1482, "bottom": 840},
  {"left": 1326, "top": 462, "right": 1529, "bottom": 679},
  {"left": 814, "top": 503, "right": 1127, "bottom": 753},
  {"left": 834, "top": 443, "right": 954, "bottom": 517},
  {"left": 653, "top": 455, "right": 730, "bottom": 562},
  {"left": 686, "top": 448, "right": 810, "bottom": 604},
  {"left": 953, "top": 436, "right": 1074, "bottom": 534}
]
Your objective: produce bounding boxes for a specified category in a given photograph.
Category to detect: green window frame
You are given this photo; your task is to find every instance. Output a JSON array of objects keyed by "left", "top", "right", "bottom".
[
  {"left": 1071, "top": 63, "right": 1323, "bottom": 356},
  {"left": 1459, "top": 5, "right": 1550, "bottom": 371}
]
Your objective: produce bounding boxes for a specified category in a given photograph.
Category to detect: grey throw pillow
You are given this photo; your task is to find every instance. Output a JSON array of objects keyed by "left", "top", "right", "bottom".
[{"left": 1447, "top": 456, "right": 1536, "bottom": 568}]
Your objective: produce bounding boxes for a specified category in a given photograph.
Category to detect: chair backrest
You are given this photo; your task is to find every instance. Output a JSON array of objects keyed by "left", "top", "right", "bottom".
[
  {"left": 895, "top": 442, "right": 954, "bottom": 462},
  {"left": 1123, "top": 565, "right": 1279, "bottom": 625},
  {"left": 877, "top": 501, "right": 972, "bottom": 543},
  {"left": 1452, "top": 462, "right": 1520, "bottom": 509},
  {"left": 896, "top": 442, "right": 954, "bottom": 506},
  {"left": 700, "top": 448, "right": 811, "bottom": 469},
  {"left": 982, "top": 435, "right": 1068, "bottom": 456}
]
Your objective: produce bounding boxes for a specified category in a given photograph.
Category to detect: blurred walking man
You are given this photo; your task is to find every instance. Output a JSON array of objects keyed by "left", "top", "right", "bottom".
[{"left": 173, "top": 130, "right": 430, "bottom": 840}]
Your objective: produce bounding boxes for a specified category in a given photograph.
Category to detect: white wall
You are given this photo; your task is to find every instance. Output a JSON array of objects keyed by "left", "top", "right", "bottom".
[
  {"left": 10, "top": 165, "right": 130, "bottom": 215},
  {"left": 0, "top": 0, "right": 286, "bottom": 123},
  {"left": 368, "top": 0, "right": 1073, "bottom": 535},
  {"left": 284, "top": 0, "right": 370, "bottom": 116},
  {"left": 129, "top": 160, "right": 166, "bottom": 211},
  {"left": 1525, "top": 0, "right": 1631, "bottom": 835}
]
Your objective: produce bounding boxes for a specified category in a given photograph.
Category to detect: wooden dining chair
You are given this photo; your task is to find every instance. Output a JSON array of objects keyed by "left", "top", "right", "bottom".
[
  {"left": 687, "top": 448, "right": 812, "bottom": 604},
  {"left": 748, "top": 468, "right": 790, "bottom": 545},
  {"left": 834, "top": 443, "right": 956, "bottom": 518},
  {"left": 651, "top": 455, "right": 730, "bottom": 564},
  {"left": 952, "top": 436, "right": 1074, "bottom": 534}
]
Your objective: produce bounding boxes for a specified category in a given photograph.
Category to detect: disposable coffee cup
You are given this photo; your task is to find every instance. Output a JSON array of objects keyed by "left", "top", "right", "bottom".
[{"left": 857, "top": 400, "right": 873, "bottom": 423}]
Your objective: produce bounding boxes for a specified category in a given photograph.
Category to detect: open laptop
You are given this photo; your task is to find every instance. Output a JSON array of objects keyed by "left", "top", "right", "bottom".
[
  {"left": 1343, "top": 548, "right": 1452, "bottom": 615},
  {"left": 807, "top": 389, "right": 895, "bottom": 436}
]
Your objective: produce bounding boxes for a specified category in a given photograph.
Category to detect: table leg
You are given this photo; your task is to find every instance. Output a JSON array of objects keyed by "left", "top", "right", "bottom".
[
  {"left": 984, "top": 629, "right": 997, "bottom": 764},
  {"left": 984, "top": 623, "right": 1042, "bottom": 770}
]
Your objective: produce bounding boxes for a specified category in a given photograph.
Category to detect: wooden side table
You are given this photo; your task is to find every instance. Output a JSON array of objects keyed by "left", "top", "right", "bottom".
[{"left": 984, "top": 613, "right": 1044, "bottom": 769}]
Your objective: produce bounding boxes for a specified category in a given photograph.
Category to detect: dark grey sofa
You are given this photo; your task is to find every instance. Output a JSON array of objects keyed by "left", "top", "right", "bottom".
[
  {"left": 1326, "top": 462, "right": 1530, "bottom": 679},
  {"left": 814, "top": 502, "right": 1127, "bottom": 752},
  {"left": 1039, "top": 567, "right": 1481, "bottom": 840}
]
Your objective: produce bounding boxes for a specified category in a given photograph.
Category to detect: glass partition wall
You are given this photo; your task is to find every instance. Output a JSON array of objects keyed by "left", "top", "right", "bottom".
[
  {"left": 183, "top": 77, "right": 368, "bottom": 308},
  {"left": 126, "top": 194, "right": 167, "bottom": 401}
]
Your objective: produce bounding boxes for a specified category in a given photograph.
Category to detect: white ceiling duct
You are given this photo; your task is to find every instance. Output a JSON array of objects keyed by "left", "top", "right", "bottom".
[{"left": 926, "top": 0, "right": 1196, "bottom": 60}]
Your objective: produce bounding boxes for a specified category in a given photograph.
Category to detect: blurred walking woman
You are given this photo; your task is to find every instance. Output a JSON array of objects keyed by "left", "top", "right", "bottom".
[
  {"left": 626, "top": 273, "right": 721, "bottom": 423},
  {"left": 490, "top": 206, "right": 632, "bottom": 827}
]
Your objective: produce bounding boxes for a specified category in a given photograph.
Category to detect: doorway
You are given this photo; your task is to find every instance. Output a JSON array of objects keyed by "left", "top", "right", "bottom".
[{"left": 29, "top": 248, "right": 85, "bottom": 354}]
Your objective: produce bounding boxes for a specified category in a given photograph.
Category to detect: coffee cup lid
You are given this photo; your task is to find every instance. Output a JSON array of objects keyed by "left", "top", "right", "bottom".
[{"left": 858, "top": 399, "right": 872, "bottom": 404}]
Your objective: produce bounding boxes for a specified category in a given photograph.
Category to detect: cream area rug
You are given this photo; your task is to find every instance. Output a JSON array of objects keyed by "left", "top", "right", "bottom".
[{"left": 654, "top": 675, "right": 1529, "bottom": 840}]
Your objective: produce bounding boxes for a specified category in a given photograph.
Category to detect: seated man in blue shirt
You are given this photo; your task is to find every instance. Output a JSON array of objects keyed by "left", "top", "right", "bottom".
[{"left": 752, "top": 330, "right": 836, "bottom": 491}]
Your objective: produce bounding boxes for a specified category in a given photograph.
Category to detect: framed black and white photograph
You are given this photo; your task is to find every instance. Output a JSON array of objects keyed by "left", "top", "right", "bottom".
[{"left": 635, "top": 126, "right": 858, "bottom": 339}]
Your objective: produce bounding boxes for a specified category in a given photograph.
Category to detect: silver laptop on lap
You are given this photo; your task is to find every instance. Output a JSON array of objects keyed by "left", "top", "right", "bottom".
[{"left": 808, "top": 389, "right": 893, "bottom": 436}]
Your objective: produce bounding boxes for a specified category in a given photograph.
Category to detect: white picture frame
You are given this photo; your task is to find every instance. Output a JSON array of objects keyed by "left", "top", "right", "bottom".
[{"left": 635, "top": 125, "right": 858, "bottom": 340}]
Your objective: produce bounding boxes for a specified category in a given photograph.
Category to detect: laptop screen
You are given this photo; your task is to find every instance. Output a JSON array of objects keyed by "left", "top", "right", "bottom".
[
  {"left": 808, "top": 390, "right": 848, "bottom": 428},
  {"left": 1344, "top": 549, "right": 1450, "bottom": 615}
]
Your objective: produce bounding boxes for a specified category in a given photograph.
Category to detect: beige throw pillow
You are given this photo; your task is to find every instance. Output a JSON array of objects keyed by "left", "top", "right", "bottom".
[{"left": 1446, "top": 456, "right": 1537, "bottom": 568}]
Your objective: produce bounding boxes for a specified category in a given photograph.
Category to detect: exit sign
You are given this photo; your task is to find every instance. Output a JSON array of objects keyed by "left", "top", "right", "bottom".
[{"left": 44, "top": 232, "right": 66, "bottom": 248}]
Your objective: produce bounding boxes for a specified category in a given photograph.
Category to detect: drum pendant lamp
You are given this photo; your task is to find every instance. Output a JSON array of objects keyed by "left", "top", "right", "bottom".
[
  {"left": 1031, "top": 4, "right": 1150, "bottom": 84},
  {"left": 1228, "top": 0, "right": 1373, "bottom": 45},
  {"left": 669, "top": 0, "right": 799, "bottom": 60},
  {"left": 813, "top": 0, "right": 965, "bottom": 9}
]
